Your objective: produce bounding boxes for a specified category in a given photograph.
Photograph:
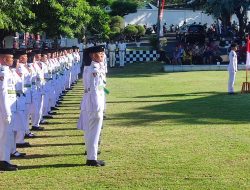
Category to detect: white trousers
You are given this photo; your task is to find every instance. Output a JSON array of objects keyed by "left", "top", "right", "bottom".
[
  {"left": 119, "top": 51, "right": 125, "bottom": 67},
  {"left": 10, "top": 131, "right": 17, "bottom": 154},
  {"left": 0, "top": 115, "right": 12, "bottom": 162},
  {"left": 228, "top": 71, "right": 236, "bottom": 93},
  {"left": 109, "top": 52, "right": 116, "bottom": 67},
  {"left": 30, "top": 94, "right": 43, "bottom": 127},
  {"left": 85, "top": 111, "right": 103, "bottom": 160}
]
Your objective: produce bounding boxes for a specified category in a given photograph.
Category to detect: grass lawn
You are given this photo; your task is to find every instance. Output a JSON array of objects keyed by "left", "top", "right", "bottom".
[{"left": 1, "top": 62, "right": 249, "bottom": 190}]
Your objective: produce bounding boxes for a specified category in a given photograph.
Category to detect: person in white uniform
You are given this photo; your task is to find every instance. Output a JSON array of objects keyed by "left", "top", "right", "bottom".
[
  {"left": 118, "top": 41, "right": 126, "bottom": 67},
  {"left": 228, "top": 43, "right": 238, "bottom": 94},
  {"left": 0, "top": 48, "right": 18, "bottom": 171},
  {"left": 107, "top": 41, "right": 116, "bottom": 68},
  {"left": 9, "top": 54, "right": 27, "bottom": 157},
  {"left": 77, "top": 45, "right": 106, "bottom": 167}
]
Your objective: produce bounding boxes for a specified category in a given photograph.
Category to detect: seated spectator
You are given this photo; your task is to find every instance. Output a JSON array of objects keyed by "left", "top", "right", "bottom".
[
  {"left": 238, "top": 41, "right": 246, "bottom": 64},
  {"left": 203, "top": 43, "right": 213, "bottom": 64},
  {"left": 172, "top": 45, "right": 179, "bottom": 64},
  {"left": 183, "top": 48, "right": 192, "bottom": 64},
  {"left": 172, "top": 44, "right": 184, "bottom": 64},
  {"left": 192, "top": 45, "right": 203, "bottom": 64},
  {"left": 211, "top": 48, "right": 223, "bottom": 64}
]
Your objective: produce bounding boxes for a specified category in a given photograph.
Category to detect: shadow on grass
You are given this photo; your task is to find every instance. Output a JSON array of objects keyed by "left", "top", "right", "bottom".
[
  {"left": 12, "top": 153, "right": 84, "bottom": 160},
  {"left": 18, "top": 163, "right": 84, "bottom": 170},
  {"left": 31, "top": 142, "right": 84, "bottom": 148},
  {"left": 44, "top": 128, "right": 77, "bottom": 131},
  {"left": 108, "top": 62, "right": 166, "bottom": 78},
  {"left": 34, "top": 134, "right": 82, "bottom": 139},
  {"left": 44, "top": 122, "right": 78, "bottom": 125},
  {"left": 112, "top": 92, "right": 250, "bottom": 125}
]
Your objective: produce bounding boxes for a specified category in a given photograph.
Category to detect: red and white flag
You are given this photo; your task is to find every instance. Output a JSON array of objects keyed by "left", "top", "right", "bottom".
[{"left": 246, "top": 36, "right": 250, "bottom": 69}]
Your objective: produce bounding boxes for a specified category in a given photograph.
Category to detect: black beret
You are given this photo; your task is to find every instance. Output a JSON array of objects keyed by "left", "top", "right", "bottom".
[
  {"left": 87, "top": 45, "right": 105, "bottom": 53},
  {"left": 14, "top": 53, "right": 21, "bottom": 60},
  {"left": 0, "top": 48, "right": 15, "bottom": 55},
  {"left": 231, "top": 43, "right": 238, "bottom": 48},
  {"left": 15, "top": 49, "right": 27, "bottom": 56},
  {"left": 32, "top": 49, "right": 42, "bottom": 54}
]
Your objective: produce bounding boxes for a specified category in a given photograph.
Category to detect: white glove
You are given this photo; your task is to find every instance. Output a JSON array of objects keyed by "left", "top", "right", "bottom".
[{"left": 5, "top": 115, "right": 11, "bottom": 125}]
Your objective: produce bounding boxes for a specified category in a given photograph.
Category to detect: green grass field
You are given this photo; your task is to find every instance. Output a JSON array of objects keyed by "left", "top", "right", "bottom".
[{"left": 1, "top": 63, "right": 249, "bottom": 190}]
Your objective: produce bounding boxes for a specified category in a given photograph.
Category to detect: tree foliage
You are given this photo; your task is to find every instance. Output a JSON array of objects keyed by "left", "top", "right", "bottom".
[
  {"left": 0, "top": 0, "right": 35, "bottom": 31},
  {"left": 110, "top": 0, "right": 138, "bottom": 16},
  {"left": 188, "top": 0, "right": 249, "bottom": 37},
  {"left": 135, "top": 25, "right": 146, "bottom": 36},
  {"left": 110, "top": 16, "right": 125, "bottom": 29},
  {"left": 31, "top": 0, "right": 90, "bottom": 39},
  {"left": 85, "top": 0, "right": 113, "bottom": 7},
  {"left": 86, "top": 6, "right": 111, "bottom": 39}
]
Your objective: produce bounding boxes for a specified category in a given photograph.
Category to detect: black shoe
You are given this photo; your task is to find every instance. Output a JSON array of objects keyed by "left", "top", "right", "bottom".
[
  {"left": 31, "top": 126, "right": 44, "bottom": 131},
  {"left": 40, "top": 120, "right": 49, "bottom": 125},
  {"left": 84, "top": 151, "right": 101, "bottom": 155},
  {"left": 16, "top": 142, "right": 31, "bottom": 148},
  {"left": 25, "top": 132, "right": 36, "bottom": 138},
  {"left": 48, "top": 111, "right": 56, "bottom": 115},
  {"left": 43, "top": 115, "right": 53, "bottom": 119},
  {"left": 51, "top": 107, "right": 59, "bottom": 111},
  {"left": 86, "top": 160, "right": 105, "bottom": 167},
  {"left": 0, "top": 161, "right": 18, "bottom": 171},
  {"left": 11, "top": 151, "right": 26, "bottom": 158}
]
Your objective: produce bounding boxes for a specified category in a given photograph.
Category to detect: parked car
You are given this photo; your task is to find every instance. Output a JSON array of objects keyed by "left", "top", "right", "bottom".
[{"left": 185, "top": 24, "right": 206, "bottom": 43}]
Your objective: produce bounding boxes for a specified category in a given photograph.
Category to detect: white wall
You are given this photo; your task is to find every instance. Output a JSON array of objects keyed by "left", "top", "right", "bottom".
[
  {"left": 124, "top": 9, "right": 215, "bottom": 27},
  {"left": 125, "top": 9, "right": 250, "bottom": 27}
]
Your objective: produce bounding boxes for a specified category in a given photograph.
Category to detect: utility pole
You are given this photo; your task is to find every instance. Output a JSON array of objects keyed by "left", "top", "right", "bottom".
[{"left": 157, "top": 0, "right": 162, "bottom": 50}]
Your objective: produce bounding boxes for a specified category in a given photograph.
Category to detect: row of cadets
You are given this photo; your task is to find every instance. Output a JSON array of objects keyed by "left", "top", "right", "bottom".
[{"left": 0, "top": 47, "right": 81, "bottom": 171}]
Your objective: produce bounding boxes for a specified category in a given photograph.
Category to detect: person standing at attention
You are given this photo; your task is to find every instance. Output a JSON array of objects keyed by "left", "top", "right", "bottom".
[
  {"left": 77, "top": 45, "right": 106, "bottom": 167},
  {"left": 118, "top": 40, "right": 126, "bottom": 67},
  {"left": 107, "top": 41, "right": 116, "bottom": 68},
  {"left": 228, "top": 43, "right": 238, "bottom": 94}
]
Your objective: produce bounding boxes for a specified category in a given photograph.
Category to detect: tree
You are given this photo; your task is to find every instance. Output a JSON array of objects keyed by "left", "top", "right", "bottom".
[
  {"left": 135, "top": 25, "right": 146, "bottom": 36},
  {"left": 85, "top": 0, "right": 113, "bottom": 8},
  {"left": 0, "top": 0, "right": 35, "bottom": 31},
  {"left": 31, "top": 0, "right": 90, "bottom": 39},
  {"left": 123, "top": 25, "right": 138, "bottom": 40},
  {"left": 86, "top": 6, "right": 111, "bottom": 40},
  {"left": 187, "top": 0, "right": 249, "bottom": 37},
  {"left": 110, "top": 0, "right": 138, "bottom": 16},
  {"left": 0, "top": 0, "right": 37, "bottom": 46},
  {"left": 110, "top": 16, "right": 125, "bottom": 29}
]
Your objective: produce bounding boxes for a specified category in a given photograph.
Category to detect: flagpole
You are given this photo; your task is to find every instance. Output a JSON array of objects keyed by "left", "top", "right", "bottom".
[
  {"left": 157, "top": 0, "right": 162, "bottom": 50},
  {"left": 242, "top": 35, "right": 250, "bottom": 93},
  {"left": 247, "top": 35, "right": 249, "bottom": 83}
]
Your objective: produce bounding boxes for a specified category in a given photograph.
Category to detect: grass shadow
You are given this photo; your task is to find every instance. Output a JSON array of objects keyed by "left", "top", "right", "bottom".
[{"left": 112, "top": 92, "right": 250, "bottom": 125}]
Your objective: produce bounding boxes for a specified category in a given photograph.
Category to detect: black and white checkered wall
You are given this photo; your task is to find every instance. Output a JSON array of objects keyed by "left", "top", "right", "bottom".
[{"left": 107, "top": 50, "right": 159, "bottom": 64}]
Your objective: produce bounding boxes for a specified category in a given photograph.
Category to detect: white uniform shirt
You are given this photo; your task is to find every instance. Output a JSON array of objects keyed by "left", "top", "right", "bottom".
[
  {"left": 108, "top": 44, "right": 117, "bottom": 52},
  {"left": 118, "top": 43, "right": 126, "bottom": 51},
  {"left": 228, "top": 50, "right": 238, "bottom": 72},
  {"left": 81, "top": 61, "right": 105, "bottom": 112},
  {"left": 0, "top": 65, "right": 12, "bottom": 119}
]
